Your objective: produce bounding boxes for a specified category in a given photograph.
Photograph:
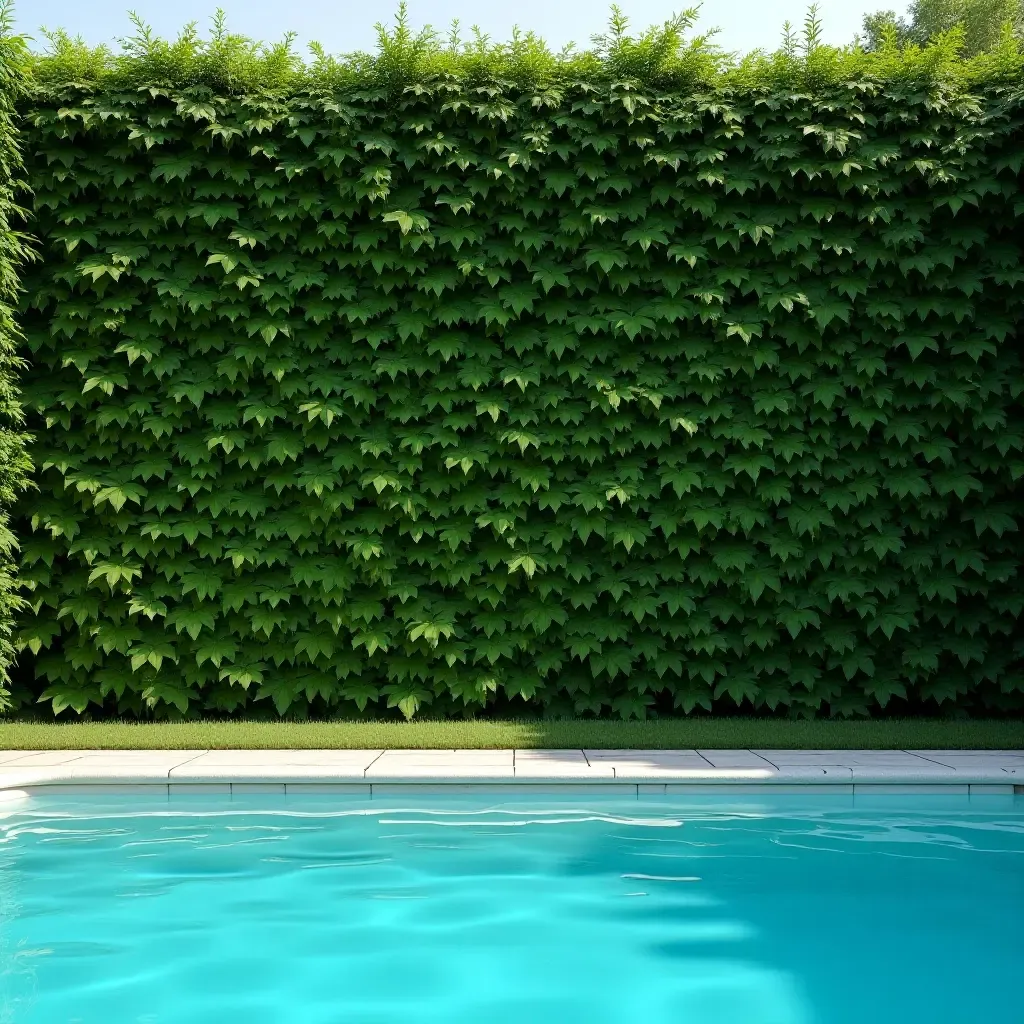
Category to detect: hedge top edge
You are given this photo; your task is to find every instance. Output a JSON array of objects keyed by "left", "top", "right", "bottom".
[{"left": 13, "top": 2, "right": 1024, "bottom": 95}]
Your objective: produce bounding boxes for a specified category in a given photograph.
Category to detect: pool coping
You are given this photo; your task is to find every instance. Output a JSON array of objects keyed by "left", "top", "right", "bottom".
[{"left": 0, "top": 748, "right": 1020, "bottom": 795}]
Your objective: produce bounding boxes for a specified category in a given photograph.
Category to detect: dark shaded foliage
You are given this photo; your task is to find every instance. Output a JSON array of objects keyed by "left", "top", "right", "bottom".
[
  {"left": 0, "top": 2, "right": 34, "bottom": 707},
  {"left": 7, "top": 11, "right": 1024, "bottom": 719}
]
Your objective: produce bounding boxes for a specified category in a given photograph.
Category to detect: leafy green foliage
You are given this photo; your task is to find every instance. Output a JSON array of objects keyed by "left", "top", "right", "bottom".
[
  {"left": 862, "top": 0, "right": 1024, "bottom": 56},
  {"left": 25, "top": 3, "right": 1024, "bottom": 93},
  {"left": 0, "top": 2, "right": 34, "bottom": 707},
  {"left": 7, "top": 11, "right": 1024, "bottom": 720}
]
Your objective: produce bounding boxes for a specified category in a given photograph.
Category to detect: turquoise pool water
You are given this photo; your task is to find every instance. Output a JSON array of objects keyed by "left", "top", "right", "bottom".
[{"left": 0, "top": 790, "right": 1021, "bottom": 1023}]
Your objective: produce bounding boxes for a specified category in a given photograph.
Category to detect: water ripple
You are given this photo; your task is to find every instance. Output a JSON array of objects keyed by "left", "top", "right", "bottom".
[{"left": 0, "top": 793, "right": 1019, "bottom": 1024}]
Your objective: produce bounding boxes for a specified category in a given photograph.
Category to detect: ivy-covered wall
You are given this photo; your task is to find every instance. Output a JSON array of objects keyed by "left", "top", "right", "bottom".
[{"left": 9, "top": 27, "right": 1024, "bottom": 719}]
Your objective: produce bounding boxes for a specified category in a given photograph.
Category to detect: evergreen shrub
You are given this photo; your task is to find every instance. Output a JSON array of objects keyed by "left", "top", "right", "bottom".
[{"left": 0, "top": 3, "right": 34, "bottom": 708}]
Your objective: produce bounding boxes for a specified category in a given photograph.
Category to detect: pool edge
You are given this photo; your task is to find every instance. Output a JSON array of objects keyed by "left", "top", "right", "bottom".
[{"left": 0, "top": 748, "right": 1019, "bottom": 794}]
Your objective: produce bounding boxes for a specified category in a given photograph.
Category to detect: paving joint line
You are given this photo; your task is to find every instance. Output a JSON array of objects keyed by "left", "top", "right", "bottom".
[
  {"left": 903, "top": 749, "right": 957, "bottom": 769},
  {"left": 166, "top": 750, "right": 210, "bottom": 779},
  {"left": 753, "top": 750, "right": 781, "bottom": 771},
  {"left": 362, "top": 750, "right": 386, "bottom": 778}
]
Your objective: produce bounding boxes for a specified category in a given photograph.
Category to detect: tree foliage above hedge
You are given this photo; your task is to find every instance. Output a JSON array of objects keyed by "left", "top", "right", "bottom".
[
  {"left": 6, "top": 7, "right": 1024, "bottom": 719},
  {"left": 863, "top": 0, "right": 1024, "bottom": 58}
]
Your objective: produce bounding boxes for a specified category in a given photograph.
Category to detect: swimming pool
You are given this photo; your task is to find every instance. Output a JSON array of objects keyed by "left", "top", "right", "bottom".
[{"left": 1, "top": 790, "right": 1021, "bottom": 1023}]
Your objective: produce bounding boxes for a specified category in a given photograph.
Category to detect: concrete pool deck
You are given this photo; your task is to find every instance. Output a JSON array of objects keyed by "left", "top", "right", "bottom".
[{"left": 0, "top": 748, "right": 1020, "bottom": 796}]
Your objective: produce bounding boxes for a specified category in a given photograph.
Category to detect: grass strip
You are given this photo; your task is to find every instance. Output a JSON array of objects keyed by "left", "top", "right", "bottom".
[{"left": 0, "top": 719, "right": 1019, "bottom": 750}]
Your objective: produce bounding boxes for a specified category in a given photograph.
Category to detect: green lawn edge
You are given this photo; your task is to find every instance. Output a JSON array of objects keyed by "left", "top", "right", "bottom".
[{"left": 0, "top": 719, "right": 1020, "bottom": 750}]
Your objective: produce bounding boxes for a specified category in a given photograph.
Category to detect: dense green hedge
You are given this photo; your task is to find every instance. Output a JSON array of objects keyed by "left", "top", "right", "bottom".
[
  {"left": 6, "top": 14, "right": 1024, "bottom": 718},
  {"left": 0, "top": 8, "right": 33, "bottom": 708}
]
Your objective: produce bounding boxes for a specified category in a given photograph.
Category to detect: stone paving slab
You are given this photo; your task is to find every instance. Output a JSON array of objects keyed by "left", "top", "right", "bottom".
[{"left": 0, "top": 749, "right": 1020, "bottom": 790}]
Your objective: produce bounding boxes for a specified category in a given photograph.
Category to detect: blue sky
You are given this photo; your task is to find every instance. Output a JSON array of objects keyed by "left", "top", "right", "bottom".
[{"left": 19, "top": 0, "right": 910, "bottom": 57}]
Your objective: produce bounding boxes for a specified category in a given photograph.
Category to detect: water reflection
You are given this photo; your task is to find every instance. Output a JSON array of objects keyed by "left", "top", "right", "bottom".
[{"left": 0, "top": 792, "right": 1019, "bottom": 1024}]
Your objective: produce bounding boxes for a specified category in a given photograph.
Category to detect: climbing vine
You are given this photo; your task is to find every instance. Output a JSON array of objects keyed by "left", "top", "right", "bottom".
[{"left": 7, "top": 10, "right": 1024, "bottom": 718}]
